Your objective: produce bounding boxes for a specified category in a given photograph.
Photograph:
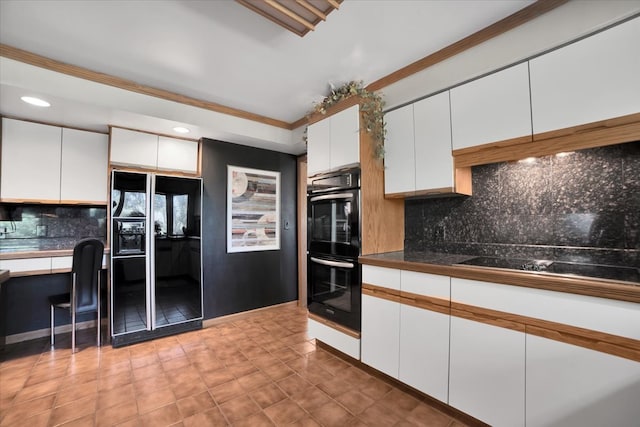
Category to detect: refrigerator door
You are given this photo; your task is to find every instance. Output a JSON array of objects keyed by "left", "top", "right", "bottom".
[
  {"left": 152, "top": 175, "right": 203, "bottom": 328},
  {"left": 111, "top": 171, "right": 151, "bottom": 336}
]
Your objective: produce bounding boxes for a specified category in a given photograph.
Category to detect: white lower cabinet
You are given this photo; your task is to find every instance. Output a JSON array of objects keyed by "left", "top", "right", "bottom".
[
  {"left": 526, "top": 334, "right": 640, "bottom": 427},
  {"left": 449, "top": 316, "right": 525, "bottom": 427},
  {"left": 399, "top": 304, "right": 449, "bottom": 402},
  {"left": 361, "top": 293, "right": 400, "bottom": 378}
]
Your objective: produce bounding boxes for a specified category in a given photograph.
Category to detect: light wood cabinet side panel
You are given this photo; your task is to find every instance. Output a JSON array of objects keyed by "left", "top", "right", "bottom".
[{"left": 360, "top": 120, "right": 404, "bottom": 255}]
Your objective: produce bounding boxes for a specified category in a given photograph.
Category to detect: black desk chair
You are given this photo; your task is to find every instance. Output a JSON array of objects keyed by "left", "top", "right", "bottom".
[{"left": 49, "top": 238, "right": 104, "bottom": 353}]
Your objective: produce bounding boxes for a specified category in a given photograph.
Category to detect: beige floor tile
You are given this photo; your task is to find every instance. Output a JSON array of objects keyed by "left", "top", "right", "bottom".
[
  {"left": 249, "top": 383, "right": 287, "bottom": 409},
  {"left": 175, "top": 391, "right": 216, "bottom": 419},
  {"left": 264, "top": 398, "right": 306, "bottom": 425},
  {"left": 309, "top": 400, "right": 354, "bottom": 427},
  {"left": 136, "top": 386, "right": 176, "bottom": 414},
  {"left": 219, "top": 394, "right": 261, "bottom": 423}
]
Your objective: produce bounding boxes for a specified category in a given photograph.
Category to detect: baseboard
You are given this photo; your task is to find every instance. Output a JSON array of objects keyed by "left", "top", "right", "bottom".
[
  {"left": 202, "top": 300, "right": 298, "bottom": 328},
  {"left": 5, "top": 319, "right": 99, "bottom": 345}
]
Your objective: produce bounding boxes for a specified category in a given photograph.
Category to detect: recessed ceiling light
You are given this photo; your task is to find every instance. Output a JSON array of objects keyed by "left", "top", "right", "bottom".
[
  {"left": 173, "top": 126, "right": 190, "bottom": 134},
  {"left": 21, "top": 96, "right": 51, "bottom": 107}
]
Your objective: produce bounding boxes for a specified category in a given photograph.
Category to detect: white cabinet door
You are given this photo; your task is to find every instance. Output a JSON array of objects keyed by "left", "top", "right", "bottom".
[
  {"left": 157, "top": 136, "right": 198, "bottom": 173},
  {"left": 110, "top": 127, "right": 158, "bottom": 169},
  {"left": 330, "top": 104, "right": 360, "bottom": 170},
  {"left": 526, "top": 335, "right": 640, "bottom": 427},
  {"left": 383, "top": 104, "right": 415, "bottom": 194},
  {"left": 361, "top": 293, "right": 400, "bottom": 378},
  {"left": 451, "top": 62, "right": 532, "bottom": 150},
  {"left": 1, "top": 118, "right": 62, "bottom": 201},
  {"left": 60, "top": 128, "right": 109, "bottom": 203},
  {"left": 449, "top": 317, "right": 525, "bottom": 427},
  {"left": 399, "top": 305, "right": 450, "bottom": 403},
  {"left": 414, "top": 91, "right": 453, "bottom": 190},
  {"left": 530, "top": 18, "right": 640, "bottom": 134},
  {"left": 306, "top": 117, "right": 331, "bottom": 177}
]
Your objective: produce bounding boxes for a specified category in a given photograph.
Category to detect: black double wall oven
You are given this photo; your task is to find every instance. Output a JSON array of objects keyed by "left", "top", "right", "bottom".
[{"left": 307, "top": 168, "right": 361, "bottom": 331}]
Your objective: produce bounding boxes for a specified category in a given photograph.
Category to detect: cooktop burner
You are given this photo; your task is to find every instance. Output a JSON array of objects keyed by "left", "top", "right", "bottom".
[{"left": 457, "top": 256, "right": 640, "bottom": 284}]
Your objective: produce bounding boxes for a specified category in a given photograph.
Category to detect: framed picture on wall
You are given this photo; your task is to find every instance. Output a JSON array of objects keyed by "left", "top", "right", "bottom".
[{"left": 227, "top": 165, "right": 281, "bottom": 253}]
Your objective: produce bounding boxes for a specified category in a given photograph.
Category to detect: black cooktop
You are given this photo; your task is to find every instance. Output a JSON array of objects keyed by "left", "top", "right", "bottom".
[{"left": 457, "top": 256, "right": 640, "bottom": 284}]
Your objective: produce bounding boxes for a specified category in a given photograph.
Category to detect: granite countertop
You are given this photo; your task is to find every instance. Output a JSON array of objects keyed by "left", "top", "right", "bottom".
[{"left": 360, "top": 250, "right": 640, "bottom": 304}]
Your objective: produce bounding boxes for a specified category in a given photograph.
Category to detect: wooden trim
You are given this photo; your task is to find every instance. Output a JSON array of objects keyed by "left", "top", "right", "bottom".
[
  {"left": 58, "top": 200, "right": 107, "bottom": 206},
  {"left": 108, "top": 164, "right": 200, "bottom": 178},
  {"left": 0, "top": 248, "right": 109, "bottom": 260},
  {"left": 265, "top": 0, "right": 316, "bottom": 31},
  {"left": 296, "top": 0, "right": 327, "bottom": 20},
  {"left": 326, "top": 0, "right": 340, "bottom": 9},
  {"left": 362, "top": 283, "right": 402, "bottom": 302},
  {"left": 0, "top": 44, "right": 292, "bottom": 130},
  {"left": 308, "top": 312, "right": 361, "bottom": 339},
  {"left": 8, "top": 269, "right": 52, "bottom": 277},
  {"left": 400, "top": 290, "right": 450, "bottom": 316},
  {"left": 290, "top": 116, "right": 308, "bottom": 130},
  {"left": 359, "top": 256, "right": 640, "bottom": 304},
  {"left": 451, "top": 304, "right": 526, "bottom": 333},
  {"left": 454, "top": 114, "right": 640, "bottom": 168},
  {"left": 454, "top": 167, "right": 472, "bottom": 195},
  {"left": 236, "top": 0, "right": 307, "bottom": 37},
  {"left": 366, "top": 0, "right": 569, "bottom": 92},
  {"left": 315, "top": 340, "right": 489, "bottom": 427},
  {"left": 305, "top": 96, "right": 361, "bottom": 126},
  {"left": 297, "top": 155, "right": 308, "bottom": 308},
  {"left": 0, "top": 198, "right": 61, "bottom": 204}
]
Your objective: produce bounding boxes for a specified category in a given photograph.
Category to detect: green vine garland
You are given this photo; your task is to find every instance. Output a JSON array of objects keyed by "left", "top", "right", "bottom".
[{"left": 306, "top": 80, "right": 386, "bottom": 160}]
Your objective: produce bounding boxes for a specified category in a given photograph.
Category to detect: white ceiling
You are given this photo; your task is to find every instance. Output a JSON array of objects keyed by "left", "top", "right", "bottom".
[{"left": 1, "top": 1, "right": 638, "bottom": 154}]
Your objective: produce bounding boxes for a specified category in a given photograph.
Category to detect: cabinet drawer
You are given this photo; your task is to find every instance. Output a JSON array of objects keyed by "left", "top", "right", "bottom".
[
  {"left": 362, "top": 265, "right": 400, "bottom": 290},
  {"left": 451, "top": 278, "right": 640, "bottom": 340},
  {"left": 51, "top": 256, "right": 73, "bottom": 272},
  {"left": 401, "top": 270, "right": 450, "bottom": 299},
  {"left": 0, "top": 257, "right": 51, "bottom": 274}
]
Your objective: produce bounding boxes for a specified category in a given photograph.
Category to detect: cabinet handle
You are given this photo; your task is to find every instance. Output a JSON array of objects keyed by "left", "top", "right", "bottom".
[
  {"left": 310, "top": 257, "right": 354, "bottom": 269},
  {"left": 309, "top": 193, "right": 354, "bottom": 202}
]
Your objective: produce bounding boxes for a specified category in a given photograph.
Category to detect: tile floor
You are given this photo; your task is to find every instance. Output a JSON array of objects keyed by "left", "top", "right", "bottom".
[{"left": 0, "top": 305, "right": 469, "bottom": 427}]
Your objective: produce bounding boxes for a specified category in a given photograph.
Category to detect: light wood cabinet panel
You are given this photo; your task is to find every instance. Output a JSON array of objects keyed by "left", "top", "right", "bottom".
[
  {"left": 1, "top": 118, "right": 62, "bottom": 202},
  {"left": 157, "top": 136, "right": 198, "bottom": 174},
  {"left": 306, "top": 117, "right": 331, "bottom": 177},
  {"left": 383, "top": 104, "right": 415, "bottom": 194},
  {"left": 451, "top": 62, "right": 532, "bottom": 150},
  {"left": 449, "top": 316, "right": 525, "bottom": 427},
  {"left": 361, "top": 293, "right": 400, "bottom": 378},
  {"left": 530, "top": 18, "right": 640, "bottom": 134},
  {"left": 526, "top": 334, "right": 640, "bottom": 427},
  {"left": 330, "top": 104, "right": 360, "bottom": 170},
  {"left": 60, "top": 128, "right": 109, "bottom": 203},
  {"left": 414, "top": 92, "right": 454, "bottom": 190},
  {"left": 110, "top": 127, "right": 158, "bottom": 169}
]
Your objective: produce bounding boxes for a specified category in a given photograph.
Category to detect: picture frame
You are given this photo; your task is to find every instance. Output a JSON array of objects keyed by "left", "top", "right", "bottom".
[{"left": 227, "top": 165, "right": 281, "bottom": 253}]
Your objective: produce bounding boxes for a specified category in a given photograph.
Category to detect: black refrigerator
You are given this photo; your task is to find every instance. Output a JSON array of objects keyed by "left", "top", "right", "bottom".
[{"left": 110, "top": 171, "right": 203, "bottom": 347}]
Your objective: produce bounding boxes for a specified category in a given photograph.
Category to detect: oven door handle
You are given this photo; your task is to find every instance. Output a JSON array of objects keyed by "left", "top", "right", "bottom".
[
  {"left": 310, "top": 257, "right": 354, "bottom": 269},
  {"left": 309, "top": 193, "right": 354, "bottom": 202}
]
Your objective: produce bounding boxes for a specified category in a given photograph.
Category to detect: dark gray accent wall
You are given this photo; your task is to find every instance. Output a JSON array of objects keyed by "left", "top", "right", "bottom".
[
  {"left": 405, "top": 141, "right": 640, "bottom": 266},
  {"left": 201, "top": 139, "right": 297, "bottom": 319}
]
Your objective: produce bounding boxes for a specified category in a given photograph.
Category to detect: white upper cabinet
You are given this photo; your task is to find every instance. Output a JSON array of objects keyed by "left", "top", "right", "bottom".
[
  {"left": 384, "top": 91, "right": 455, "bottom": 195},
  {"left": 414, "top": 92, "right": 454, "bottom": 190},
  {"left": 330, "top": 104, "right": 360, "bottom": 170},
  {"left": 530, "top": 18, "right": 640, "bottom": 134},
  {"left": 451, "top": 62, "right": 532, "bottom": 150},
  {"left": 110, "top": 127, "right": 199, "bottom": 174},
  {"left": 60, "top": 128, "right": 109, "bottom": 203},
  {"left": 384, "top": 104, "right": 415, "bottom": 194},
  {"left": 307, "top": 116, "right": 331, "bottom": 177},
  {"left": 307, "top": 104, "right": 360, "bottom": 177},
  {"left": 110, "top": 127, "right": 158, "bottom": 169},
  {"left": 157, "top": 136, "right": 199, "bottom": 174},
  {"left": 1, "top": 118, "right": 62, "bottom": 202}
]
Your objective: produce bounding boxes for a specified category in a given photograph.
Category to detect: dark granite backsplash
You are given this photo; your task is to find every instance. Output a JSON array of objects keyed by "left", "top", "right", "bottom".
[
  {"left": 0, "top": 205, "right": 106, "bottom": 250},
  {"left": 405, "top": 141, "right": 640, "bottom": 267}
]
